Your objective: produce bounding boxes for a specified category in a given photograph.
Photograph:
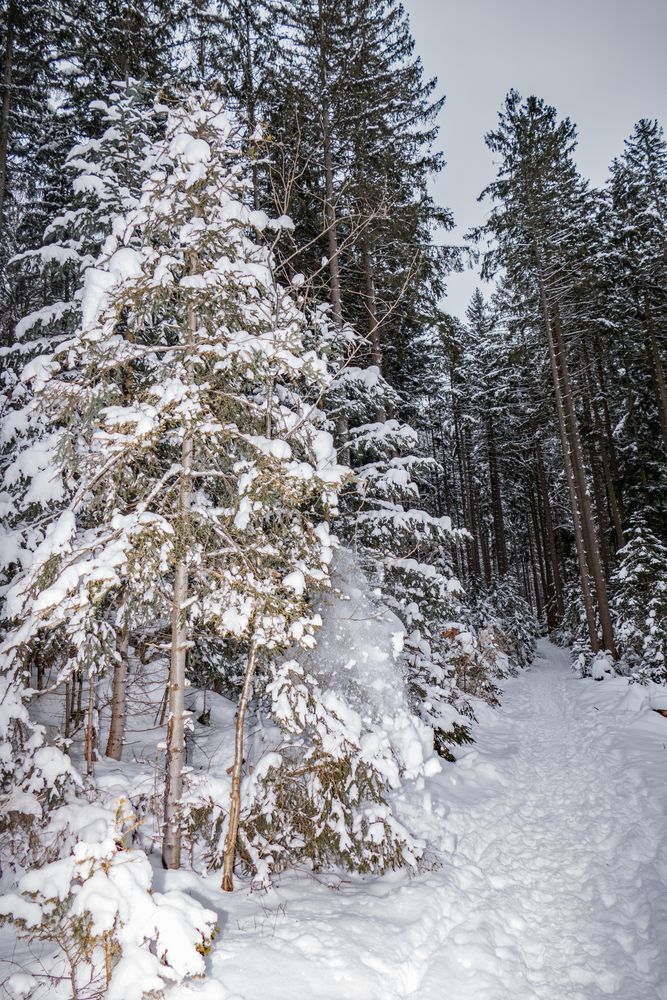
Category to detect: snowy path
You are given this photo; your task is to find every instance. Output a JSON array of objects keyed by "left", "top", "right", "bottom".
[{"left": 178, "top": 639, "right": 667, "bottom": 1000}]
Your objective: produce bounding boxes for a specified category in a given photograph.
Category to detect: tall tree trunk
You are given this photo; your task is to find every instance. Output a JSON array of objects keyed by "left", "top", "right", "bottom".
[
  {"left": 486, "top": 416, "right": 508, "bottom": 576},
  {"left": 593, "top": 346, "right": 622, "bottom": 478},
  {"left": 162, "top": 289, "right": 196, "bottom": 870},
  {"left": 322, "top": 116, "right": 342, "bottom": 327},
  {"left": 105, "top": 612, "right": 129, "bottom": 760},
  {"left": 527, "top": 517, "right": 544, "bottom": 621},
  {"left": 536, "top": 268, "right": 600, "bottom": 652},
  {"left": 318, "top": 42, "right": 348, "bottom": 461},
  {"left": 242, "top": 0, "right": 260, "bottom": 210},
  {"left": 479, "top": 511, "right": 493, "bottom": 584},
  {"left": 84, "top": 677, "right": 97, "bottom": 776},
  {"left": 454, "top": 409, "right": 478, "bottom": 578},
  {"left": 316, "top": 0, "right": 343, "bottom": 333},
  {"left": 521, "top": 559, "right": 534, "bottom": 611},
  {"left": 64, "top": 680, "right": 72, "bottom": 739},
  {"left": 362, "top": 243, "right": 382, "bottom": 368},
  {"left": 583, "top": 341, "right": 625, "bottom": 551},
  {"left": 531, "top": 429, "right": 564, "bottom": 622},
  {"left": 70, "top": 675, "right": 79, "bottom": 728},
  {"left": 587, "top": 437, "right": 612, "bottom": 581},
  {"left": 0, "top": 0, "right": 14, "bottom": 228},
  {"left": 548, "top": 294, "right": 616, "bottom": 655},
  {"left": 530, "top": 482, "right": 553, "bottom": 627},
  {"left": 579, "top": 365, "right": 613, "bottom": 580},
  {"left": 453, "top": 403, "right": 468, "bottom": 525},
  {"left": 362, "top": 242, "right": 386, "bottom": 422},
  {"left": 429, "top": 427, "right": 443, "bottom": 513},
  {"left": 222, "top": 640, "right": 258, "bottom": 892},
  {"left": 464, "top": 427, "right": 483, "bottom": 579},
  {"left": 643, "top": 297, "right": 667, "bottom": 455}
]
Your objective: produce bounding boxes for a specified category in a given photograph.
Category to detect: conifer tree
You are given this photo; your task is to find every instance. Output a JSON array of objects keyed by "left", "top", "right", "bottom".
[
  {"left": 608, "top": 120, "right": 667, "bottom": 482},
  {"left": 475, "top": 91, "right": 616, "bottom": 657},
  {"left": 610, "top": 519, "right": 667, "bottom": 682},
  {"left": 1, "top": 93, "right": 347, "bottom": 875}
]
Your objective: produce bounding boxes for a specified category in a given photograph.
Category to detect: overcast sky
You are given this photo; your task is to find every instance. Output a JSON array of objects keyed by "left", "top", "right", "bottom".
[{"left": 403, "top": 0, "right": 667, "bottom": 318}]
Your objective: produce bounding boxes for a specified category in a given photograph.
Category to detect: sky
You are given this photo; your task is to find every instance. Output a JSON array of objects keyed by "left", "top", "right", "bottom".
[{"left": 403, "top": 0, "right": 667, "bottom": 319}]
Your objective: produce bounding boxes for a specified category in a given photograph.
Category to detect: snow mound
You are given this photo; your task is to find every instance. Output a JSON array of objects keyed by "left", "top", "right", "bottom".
[{"left": 301, "top": 547, "right": 434, "bottom": 775}]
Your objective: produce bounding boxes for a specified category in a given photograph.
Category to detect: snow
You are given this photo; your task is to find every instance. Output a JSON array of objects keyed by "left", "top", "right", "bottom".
[
  {"left": 3, "top": 642, "right": 667, "bottom": 999},
  {"left": 108, "top": 246, "right": 143, "bottom": 281},
  {"left": 12, "top": 303, "right": 60, "bottom": 339},
  {"left": 282, "top": 570, "right": 306, "bottom": 595},
  {"left": 248, "top": 209, "right": 269, "bottom": 231},
  {"left": 170, "top": 134, "right": 212, "bottom": 165},
  {"left": 80, "top": 264, "right": 116, "bottom": 329},
  {"left": 73, "top": 173, "right": 107, "bottom": 196},
  {"left": 167, "top": 640, "right": 665, "bottom": 1000},
  {"left": 1, "top": 810, "right": 219, "bottom": 1000}
]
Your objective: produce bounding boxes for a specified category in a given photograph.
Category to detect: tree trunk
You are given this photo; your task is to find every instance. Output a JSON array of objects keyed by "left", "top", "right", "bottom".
[
  {"left": 241, "top": 0, "right": 260, "bottom": 210},
  {"left": 76, "top": 670, "right": 83, "bottom": 726},
  {"left": 533, "top": 440, "right": 564, "bottom": 623},
  {"left": 587, "top": 437, "right": 612, "bottom": 582},
  {"left": 429, "top": 427, "right": 443, "bottom": 513},
  {"left": 521, "top": 559, "right": 533, "bottom": 611},
  {"left": 579, "top": 366, "right": 613, "bottom": 580},
  {"left": 0, "top": 0, "right": 14, "bottom": 228},
  {"left": 162, "top": 288, "right": 196, "bottom": 870},
  {"left": 584, "top": 341, "right": 625, "bottom": 552},
  {"left": 593, "top": 346, "right": 622, "bottom": 482},
  {"left": 362, "top": 243, "right": 382, "bottom": 367},
  {"left": 84, "top": 677, "right": 97, "bottom": 776},
  {"left": 452, "top": 401, "right": 469, "bottom": 533},
  {"left": 316, "top": 1, "right": 343, "bottom": 333},
  {"left": 105, "top": 615, "right": 129, "bottom": 760},
  {"left": 222, "top": 640, "right": 258, "bottom": 892},
  {"left": 362, "top": 242, "right": 386, "bottom": 422},
  {"left": 319, "top": 68, "right": 348, "bottom": 461},
  {"left": 455, "top": 411, "right": 478, "bottom": 578},
  {"left": 643, "top": 297, "right": 667, "bottom": 455},
  {"left": 549, "top": 294, "right": 616, "bottom": 655},
  {"left": 486, "top": 416, "right": 508, "bottom": 576},
  {"left": 463, "top": 427, "right": 484, "bottom": 579},
  {"left": 530, "top": 481, "right": 553, "bottom": 627},
  {"left": 479, "top": 511, "right": 493, "bottom": 584},
  {"left": 64, "top": 680, "right": 72, "bottom": 739},
  {"left": 537, "top": 269, "right": 600, "bottom": 652},
  {"left": 527, "top": 517, "right": 544, "bottom": 621}
]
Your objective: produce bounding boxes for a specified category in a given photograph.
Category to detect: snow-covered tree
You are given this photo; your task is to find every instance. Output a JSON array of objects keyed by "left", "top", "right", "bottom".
[
  {"left": 611, "top": 520, "right": 667, "bottom": 682},
  {"left": 1, "top": 93, "right": 347, "bottom": 879},
  {"left": 0, "top": 87, "right": 169, "bottom": 836},
  {"left": 331, "top": 361, "right": 469, "bottom": 757},
  {"left": 0, "top": 799, "right": 219, "bottom": 1000}
]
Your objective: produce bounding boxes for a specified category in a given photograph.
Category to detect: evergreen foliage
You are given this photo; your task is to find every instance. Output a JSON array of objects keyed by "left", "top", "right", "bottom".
[
  {"left": 1, "top": 8, "right": 666, "bottom": 994},
  {"left": 611, "top": 520, "right": 667, "bottom": 682}
]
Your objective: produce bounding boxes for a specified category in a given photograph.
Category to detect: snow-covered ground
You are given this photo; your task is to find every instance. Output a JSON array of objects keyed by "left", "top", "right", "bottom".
[
  {"left": 3, "top": 639, "right": 666, "bottom": 999},
  {"left": 157, "top": 638, "right": 667, "bottom": 1000}
]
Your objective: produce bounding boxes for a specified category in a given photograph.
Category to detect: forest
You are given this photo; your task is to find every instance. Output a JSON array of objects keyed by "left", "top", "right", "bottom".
[{"left": 0, "top": 1, "right": 666, "bottom": 998}]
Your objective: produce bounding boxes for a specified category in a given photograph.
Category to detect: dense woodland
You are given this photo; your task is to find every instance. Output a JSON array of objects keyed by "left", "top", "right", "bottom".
[{"left": 0, "top": 1, "right": 666, "bottom": 996}]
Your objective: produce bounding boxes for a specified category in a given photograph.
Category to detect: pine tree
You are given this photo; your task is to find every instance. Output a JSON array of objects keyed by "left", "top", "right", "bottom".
[
  {"left": 1, "top": 93, "right": 347, "bottom": 876},
  {"left": 263, "top": 0, "right": 453, "bottom": 371},
  {"left": 610, "top": 519, "right": 667, "bottom": 682},
  {"left": 475, "top": 91, "right": 616, "bottom": 657},
  {"left": 0, "top": 0, "right": 61, "bottom": 344},
  {"left": 607, "top": 120, "right": 667, "bottom": 507}
]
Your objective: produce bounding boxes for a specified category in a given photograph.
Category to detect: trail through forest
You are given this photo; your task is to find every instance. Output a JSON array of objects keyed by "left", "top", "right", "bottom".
[{"left": 198, "top": 640, "right": 667, "bottom": 1000}]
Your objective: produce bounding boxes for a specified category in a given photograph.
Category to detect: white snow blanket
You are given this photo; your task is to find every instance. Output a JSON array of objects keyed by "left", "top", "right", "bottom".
[
  {"left": 162, "top": 639, "right": 667, "bottom": 1000},
  {"left": 3, "top": 639, "right": 666, "bottom": 999}
]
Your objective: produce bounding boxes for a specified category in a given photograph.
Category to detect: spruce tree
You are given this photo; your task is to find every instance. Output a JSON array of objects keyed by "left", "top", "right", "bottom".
[
  {"left": 1, "top": 93, "right": 347, "bottom": 875},
  {"left": 610, "top": 519, "right": 667, "bottom": 682},
  {"left": 475, "top": 91, "right": 616, "bottom": 657}
]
